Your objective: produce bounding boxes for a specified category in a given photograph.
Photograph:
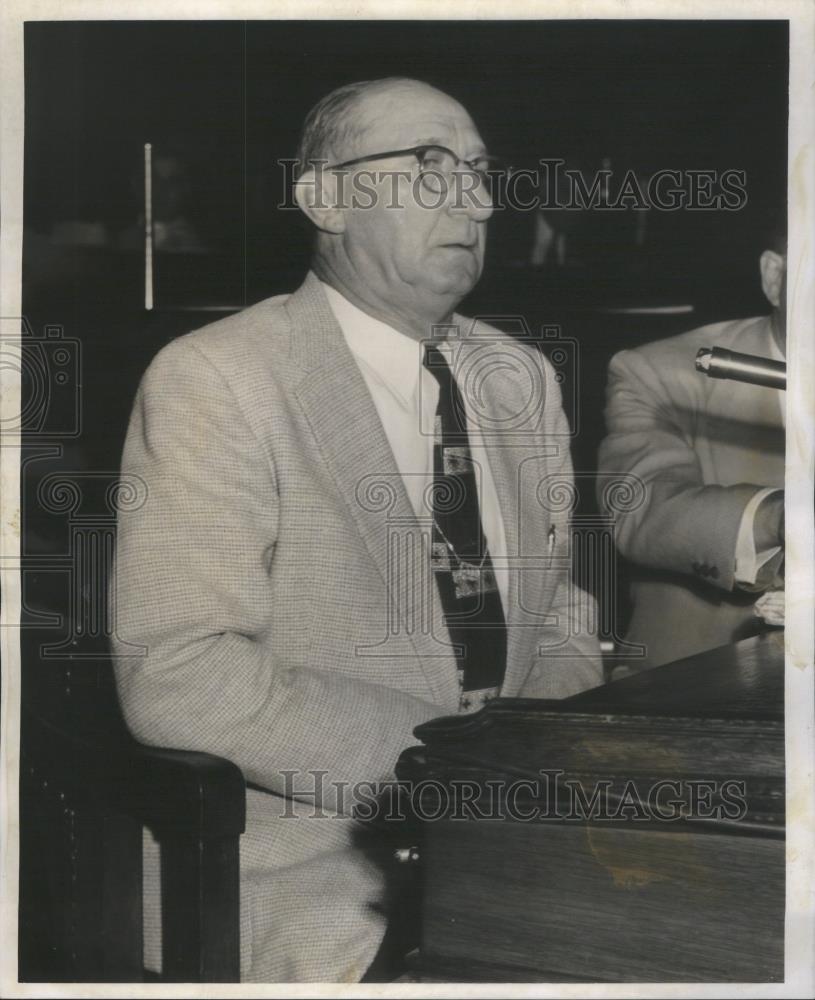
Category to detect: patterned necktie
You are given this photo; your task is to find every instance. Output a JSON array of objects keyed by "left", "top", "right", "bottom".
[{"left": 423, "top": 343, "right": 507, "bottom": 712}]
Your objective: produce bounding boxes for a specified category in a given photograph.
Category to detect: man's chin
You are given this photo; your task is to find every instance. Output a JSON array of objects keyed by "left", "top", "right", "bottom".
[{"left": 426, "top": 261, "right": 482, "bottom": 299}]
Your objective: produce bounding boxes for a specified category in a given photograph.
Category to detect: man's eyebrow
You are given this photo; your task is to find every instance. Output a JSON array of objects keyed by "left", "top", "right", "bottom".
[
  {"left": 412, "top": 136, "right": 447, "bottom": 148},
  {"left": 416, "top": 137, "right": 489, "bottom": 158}
]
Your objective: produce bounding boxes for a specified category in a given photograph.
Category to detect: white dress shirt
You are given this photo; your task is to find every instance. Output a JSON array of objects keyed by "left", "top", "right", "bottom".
[{"left": 322, "top": 281, "right": 509, "bottom": 614}]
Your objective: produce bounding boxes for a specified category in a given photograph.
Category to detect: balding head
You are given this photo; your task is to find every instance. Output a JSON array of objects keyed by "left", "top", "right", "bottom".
[
  {"left": 294, "top": 77, "right": 491, "bottom": 340},
  {"left": 296, "top": 77, "right": 465, "bottom": 176}
]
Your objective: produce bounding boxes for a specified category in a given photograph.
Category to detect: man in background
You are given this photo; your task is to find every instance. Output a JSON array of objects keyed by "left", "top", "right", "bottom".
[{"left": 598, "top": 225, "right": 786, "bottom": 669}]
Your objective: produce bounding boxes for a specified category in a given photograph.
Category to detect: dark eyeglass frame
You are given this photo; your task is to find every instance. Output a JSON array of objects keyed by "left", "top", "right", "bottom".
[{"left": 327, "top": 144, "right": 509, "bottom": 181}]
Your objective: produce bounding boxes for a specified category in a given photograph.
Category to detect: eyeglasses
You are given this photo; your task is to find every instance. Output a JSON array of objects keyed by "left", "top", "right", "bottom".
[{"left": 327, "top": 144, "right": 510, "bottom": 200}]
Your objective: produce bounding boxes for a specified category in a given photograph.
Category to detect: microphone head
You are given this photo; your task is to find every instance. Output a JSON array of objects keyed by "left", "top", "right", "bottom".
[{"left": 695, "top": 348, "right": 713, "bottom": 373}]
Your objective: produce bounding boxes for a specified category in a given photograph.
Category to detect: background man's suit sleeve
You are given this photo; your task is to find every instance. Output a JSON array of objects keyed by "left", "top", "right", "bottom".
[
  {"left": 597, "top": 346, "right": 765, "bottom": 593},
  {"left": 111, "top": 338, "right": 441, "bottom": 814}
]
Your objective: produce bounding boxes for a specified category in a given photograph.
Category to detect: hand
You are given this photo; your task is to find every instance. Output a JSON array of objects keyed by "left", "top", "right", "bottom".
[
  {"left": 753, "top": 491, "right": 784, "bottom": 554},
  {"left": 755, "top": 589, "right": 784, "bottom": 627}
]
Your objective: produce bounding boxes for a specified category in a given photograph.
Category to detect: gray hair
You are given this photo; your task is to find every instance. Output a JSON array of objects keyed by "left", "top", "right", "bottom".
[{"left": 295, "top": 77, "right": 420, "bottom": 178}]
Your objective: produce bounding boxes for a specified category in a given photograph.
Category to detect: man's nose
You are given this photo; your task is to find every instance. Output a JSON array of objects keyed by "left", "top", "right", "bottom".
[{"left": 447, "top": 171, "right": 493, "bottom": 222}]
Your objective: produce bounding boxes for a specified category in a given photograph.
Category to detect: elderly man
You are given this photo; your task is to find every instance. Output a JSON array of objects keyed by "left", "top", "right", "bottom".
[
  {"left": 112, "top": 77, "right": 601, "bottom": 982},
  {"left": 598, "top": 233, "right": 786, "bottom": 670}
]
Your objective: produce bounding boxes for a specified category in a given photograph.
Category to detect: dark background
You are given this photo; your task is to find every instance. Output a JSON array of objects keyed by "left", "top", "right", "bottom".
[
  {"left": 21, "top": 17, "right": 789, "bottom": 601},
  {"left": 25, "top": 20, "right": 788, "bottom": 300}
]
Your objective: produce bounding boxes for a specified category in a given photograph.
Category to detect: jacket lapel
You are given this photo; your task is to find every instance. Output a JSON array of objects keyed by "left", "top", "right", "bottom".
[{"left": 285, "top": 275, "right": 460, "bottom": 709}]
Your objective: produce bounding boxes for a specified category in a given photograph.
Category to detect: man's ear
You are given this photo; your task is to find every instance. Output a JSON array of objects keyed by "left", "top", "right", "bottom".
[
  {"left": 759, "top": 249, "right": 786, "bottom": 309},
  {"left": 294, "top": 167, "right": 346, "bottom": 235}
]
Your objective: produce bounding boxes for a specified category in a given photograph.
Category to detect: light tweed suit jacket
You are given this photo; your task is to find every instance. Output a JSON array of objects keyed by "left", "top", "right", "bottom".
[
  {"left": 598, "top": 314, "right": 785, "bottom": 669},
  {"left": 112, "top": 272, "right": 602, "bottom": 982}
]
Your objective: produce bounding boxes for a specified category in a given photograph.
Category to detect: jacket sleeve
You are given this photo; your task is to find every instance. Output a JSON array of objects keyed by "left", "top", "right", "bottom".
[
  {"left": 110, "top": 337, "right": 441, "bottom": 814},
  {"left": 597, "top": 346, "right": 765, "bottom": 592},
  {"left": 521, "top": 357, "right": 603, "bottom": 700}
]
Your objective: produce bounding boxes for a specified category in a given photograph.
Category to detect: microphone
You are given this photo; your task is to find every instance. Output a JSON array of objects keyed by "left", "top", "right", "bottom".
[{"left": 695, "top": 347, "right": 786, "bottom": 391}]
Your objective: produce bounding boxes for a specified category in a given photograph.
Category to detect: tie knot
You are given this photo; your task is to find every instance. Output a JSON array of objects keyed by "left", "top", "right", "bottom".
[
  {"left": 423, "top": 342, "right": 454, "bottom": 387},
  {"left": 424, "top": 342, "right": 469, "bottom": 435}
]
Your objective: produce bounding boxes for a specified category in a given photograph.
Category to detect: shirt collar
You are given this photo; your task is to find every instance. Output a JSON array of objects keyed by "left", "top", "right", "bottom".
[
  {"left": 767, "top": 323, "right": 785, "bottom": 363},
  {"left": 321, "top": 280, "right": 430, "bottom": 404}
]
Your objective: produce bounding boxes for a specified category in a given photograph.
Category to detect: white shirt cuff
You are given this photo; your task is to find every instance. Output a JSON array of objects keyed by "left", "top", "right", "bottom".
[{"left": 734, "top": 488, "right": 783, "bottom": 585}]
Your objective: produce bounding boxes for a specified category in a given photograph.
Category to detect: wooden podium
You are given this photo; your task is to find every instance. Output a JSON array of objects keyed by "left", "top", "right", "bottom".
[{"left": 395, "top": 632, "right": 785, "bottom": 982}]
